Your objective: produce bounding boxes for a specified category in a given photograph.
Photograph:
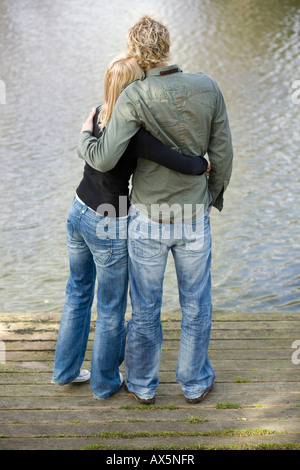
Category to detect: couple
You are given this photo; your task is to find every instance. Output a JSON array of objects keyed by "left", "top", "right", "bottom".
[{"left": 52, "top": 15, "right": 233, "bottom": 405}]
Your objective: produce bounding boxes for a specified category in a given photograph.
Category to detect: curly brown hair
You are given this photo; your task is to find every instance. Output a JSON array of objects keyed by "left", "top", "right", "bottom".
[{"left": 126, "top": 15, "right": 170, "bottom": 71}]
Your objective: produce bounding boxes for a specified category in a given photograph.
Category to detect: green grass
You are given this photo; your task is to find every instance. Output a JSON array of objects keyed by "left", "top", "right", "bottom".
[
  {"left": 200, "top": 429, "right": 278, "bottom": 437},
  {"left": 33, "top": 429, "right": 281, "bottom": 440},
  {"left": 234, "top": 377, "right": 249, "bottom": 383},
  {"left": 215, "top": 402, "right": 241, "bottom": 409},
  {"left": 182, "top": 416, "right": 209, "bottom": 423},
  {"left": 128, "top": 419, "right": 146, "bottom": 423}
]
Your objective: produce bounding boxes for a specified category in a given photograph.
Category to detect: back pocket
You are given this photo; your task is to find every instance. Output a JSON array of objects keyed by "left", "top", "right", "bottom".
[{"left": 130, "top": 237, "right": 161, "bottom": 260}]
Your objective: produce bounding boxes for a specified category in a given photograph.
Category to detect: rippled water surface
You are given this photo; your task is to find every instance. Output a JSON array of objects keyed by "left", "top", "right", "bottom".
[{"left": 0, "top": 0, "right": 299, "bottom": 315}]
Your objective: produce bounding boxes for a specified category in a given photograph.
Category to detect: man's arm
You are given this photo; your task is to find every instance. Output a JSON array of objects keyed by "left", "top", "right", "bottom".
[
  {"left": 77, "top": 91, "right": 141, "bottom": 172},
  {"left": 207, "top": 84, "right": 233, "bottom": 211}
]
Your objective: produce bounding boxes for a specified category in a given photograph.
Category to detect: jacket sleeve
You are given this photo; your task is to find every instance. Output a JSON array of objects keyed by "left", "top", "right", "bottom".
[
  {"left": 77, "top": 92, "right": 140, "bottom": 172},
  {"left": 207, "top": 84, "right": 233, "bottom": 211},
  {"left": 130, "top": 128, "right": 208, "bottom": 175}
]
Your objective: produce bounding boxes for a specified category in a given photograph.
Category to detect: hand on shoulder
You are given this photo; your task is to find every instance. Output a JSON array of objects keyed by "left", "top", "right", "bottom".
[{"left": 81, "top": 108, "right": 96, "bottom": 133}]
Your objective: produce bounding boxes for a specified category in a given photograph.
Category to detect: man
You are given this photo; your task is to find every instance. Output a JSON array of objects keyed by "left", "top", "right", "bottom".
[{"left": 78, "top": 15, "right": 233, "bottom": 404}]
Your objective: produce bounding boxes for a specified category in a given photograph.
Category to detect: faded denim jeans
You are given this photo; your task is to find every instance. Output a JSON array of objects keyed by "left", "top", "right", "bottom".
[
  {"left": 52, "top": 197, "right": 128, "bottom": 399},
  {"left": 125, "top": 206, "right": 215, "bottom": 400}
]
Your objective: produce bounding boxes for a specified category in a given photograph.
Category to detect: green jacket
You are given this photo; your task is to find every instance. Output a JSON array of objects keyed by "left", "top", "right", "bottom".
[{"left": 78, "top": 64, "right": 233, "bottom": 217}]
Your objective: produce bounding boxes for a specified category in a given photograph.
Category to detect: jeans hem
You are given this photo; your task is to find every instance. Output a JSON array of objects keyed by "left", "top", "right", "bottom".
[
  {"left": 92, "top": 389, "right": 121, "bottom": 400},
  {"left": 51, "top": 378, "right": 74, "bottom": 386},
  {"left": 124, "top": 381, "right": 156, "bottom": 400},
  {"left": 182, "top": 381, "right": 215, "bottom": 399},
  {"left": 93, "top": 394, "right": 108, "bottom": 400},
  {"left": 51, "top": 369, "right": 81, "bottom": 385},
  {"left": 51, "top": 379, "right": 65, "bottom": 386}
]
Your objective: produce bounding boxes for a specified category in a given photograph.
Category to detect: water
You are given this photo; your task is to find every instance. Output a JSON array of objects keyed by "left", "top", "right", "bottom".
[{"left": 0, "top": 0, "right": 299, "bottom": 315}]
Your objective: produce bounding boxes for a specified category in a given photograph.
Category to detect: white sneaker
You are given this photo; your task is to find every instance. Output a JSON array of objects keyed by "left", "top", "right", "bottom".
[
  {"left": 119, "top": 372, "right": 124, "bottom": 387},
  {"left": 71, "top": 369, "right": 90, "bottom": 383}
]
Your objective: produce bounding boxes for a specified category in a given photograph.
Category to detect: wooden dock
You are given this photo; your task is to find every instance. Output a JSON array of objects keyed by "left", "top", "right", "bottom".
[{"left": 0, "top": 311, "right": 300, "bottom": 450}]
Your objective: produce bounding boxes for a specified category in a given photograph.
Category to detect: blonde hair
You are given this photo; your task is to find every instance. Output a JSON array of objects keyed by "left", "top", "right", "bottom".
[
  {"left": 127, "top": 15, "right": 170, "bottom": 70},
  {"left": 98, "top": 52, "right": 144, "bottom": 131}
]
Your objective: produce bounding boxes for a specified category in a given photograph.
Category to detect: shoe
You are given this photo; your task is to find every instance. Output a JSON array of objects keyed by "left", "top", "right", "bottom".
[
  {"left": 124, "top": 383, "right": 155, "bottom": 405},
  {"left": 51, "top": 369, "right": 91, "bottom": 385},
  {"left": 71, "top": 369, "right": 90, "bottom": 383},
  {"left": 185, "top": 384, "right": 213, "bottom": 404}
]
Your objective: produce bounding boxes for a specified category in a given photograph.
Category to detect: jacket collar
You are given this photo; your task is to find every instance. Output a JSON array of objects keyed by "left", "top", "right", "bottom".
[{"left": 145, "top": 64, "right": 183, "bottom": 78}]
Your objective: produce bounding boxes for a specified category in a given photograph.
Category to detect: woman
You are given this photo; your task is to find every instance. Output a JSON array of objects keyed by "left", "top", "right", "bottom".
[{"left": 51, "top": 53, "right": 208, "bottom": 400}]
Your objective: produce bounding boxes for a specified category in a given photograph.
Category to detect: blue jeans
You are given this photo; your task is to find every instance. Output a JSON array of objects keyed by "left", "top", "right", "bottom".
[
  {"left": 52, "top": 197, "right": 128, "bottom": 399},
  {"left": 125, "top": 207, "right": 215, "bottom": 400}
]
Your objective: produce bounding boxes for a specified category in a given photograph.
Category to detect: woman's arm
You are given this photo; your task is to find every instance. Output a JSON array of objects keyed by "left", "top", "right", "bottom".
[{"left": 130, "top": 127, "right": 208, "bottom": 175}]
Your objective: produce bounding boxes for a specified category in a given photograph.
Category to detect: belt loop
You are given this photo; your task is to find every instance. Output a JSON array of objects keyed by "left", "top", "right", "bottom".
[{"left": 79, "top": 205, "right": 87, "bottom": 217}]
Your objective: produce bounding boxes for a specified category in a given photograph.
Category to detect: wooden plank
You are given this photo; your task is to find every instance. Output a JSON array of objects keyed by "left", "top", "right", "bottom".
[
  {"left": 0, "top": 433, "right": 299, "bottom": 451},
  {"left": 2, "top": 338, "right": 296, "bottom": 351},
  {"left": 1, "top": 392, "right": 300, "bottom": 409},
  {"left": 1, "top": 406, "right": 299, "bottom": 424},
  {"left": 3, "top": 359, "right": 297, "bottom": 372},
  {"left": 3, "top": 341, "right": 298, "bottom": 360},
  {"left": 1, "top": 319, "right": 299, "bottom": 331},
  {"left": 1, "top": 418, "right": 300, "bottom": 438},
  {"left": 0, "top": 312, "right": 300, "bottom": 451},
  {"left": 0, "top": 369, "right": 299, "bottom": 384},
  {"left": 165, "top": 329, "right": 299, "bottom": 339},
  {"left": 2, "top": 329, "right": 299, "bottom": 341},
  {"left": 1, "top": 311, "right": 300, "bottom": 321},
  {"left": 3, "top": 330, "right": 298, "bottom": 343},
  {"left": 2, "top": 348, "right": 299, "bottom": 362},
  {"left": 1, "top": 382, "right": 299, "bottom": 397}
]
